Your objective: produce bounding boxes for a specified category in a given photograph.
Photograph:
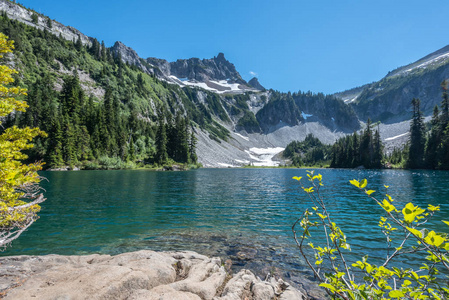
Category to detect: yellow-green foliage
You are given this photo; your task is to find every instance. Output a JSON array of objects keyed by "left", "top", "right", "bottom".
[
  {"left": 0, "top": 33, "right": 46, "bottom": 248},
  {"left": 293, "top": 171, "right": 449, "bottom": 299}
]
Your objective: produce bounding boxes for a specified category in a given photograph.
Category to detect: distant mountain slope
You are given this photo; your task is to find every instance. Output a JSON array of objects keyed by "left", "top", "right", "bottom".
[
  {"left": 334, "top": 45, "right": 449, "bottom": 124},
  {"left": 0, "top": 0, "right": 91, "bottom": 45}
]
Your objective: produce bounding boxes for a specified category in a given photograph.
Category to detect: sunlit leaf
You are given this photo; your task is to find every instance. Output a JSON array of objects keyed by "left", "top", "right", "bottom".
[
  {"left": 319, "top": 283, "right": 337, "bottom": 292},
  {"left": 360, "top": 178, "right": 368, "bottom": 189},
  {"left": 406, "top": 227, "right": 423, "bottom": 238},
  {"left": 389, "top": 290, "right": 405, "bottom": 298},
  {"left": 425, "top": 231, "right": 446, "bottom": 247},
  {"left": 349, "top": 179, "right": 359, "bottom": 188}
]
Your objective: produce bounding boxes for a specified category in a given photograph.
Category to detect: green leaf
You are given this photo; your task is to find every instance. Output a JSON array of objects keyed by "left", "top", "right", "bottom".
[
  {"left": 359, "top": 179, "right": 368, "bottom": 189},
  {"left": 406, "top": 226, "right": 423, "bottom": 238},
  {"left": 402, "top": 203, "right": 417, "bottom": 223},
  {"left": 425, "top": 231, "right": 446, "bottom": 247},
  {"left": 365, "top": 190, "right": 375, "bottom": 196},
  {"left": 349, "top": 179, "right": 359, "bottom": 188},
  {"left": 319, "top": 283, "right": 337, "bottom": 292},
  {"left": 389, "top": 290, "right": 405, "bottom": 298},
  {"left": 292, "top": 176, "right": 302, "bottom": 181},
  {"left": 317, "top": 213, "right": 327, "bottom": 219}
]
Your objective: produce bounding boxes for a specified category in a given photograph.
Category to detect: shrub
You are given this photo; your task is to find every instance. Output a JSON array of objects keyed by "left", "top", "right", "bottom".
[{"left": 292, "top": 171, "right": 449, "bottom": 299}]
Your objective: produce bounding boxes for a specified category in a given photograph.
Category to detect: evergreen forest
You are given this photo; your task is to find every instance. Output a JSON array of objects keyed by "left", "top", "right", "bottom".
[{"left": 0, "top": 13, "right": 203, "bottom": 169}]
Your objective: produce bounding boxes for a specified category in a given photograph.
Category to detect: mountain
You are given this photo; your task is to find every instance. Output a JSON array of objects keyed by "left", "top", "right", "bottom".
[
  {"left": 146, "top": 53, "right": 259, "bottom": 95},
  {"left": 248, "top": 77, "right": 265, "bottom": 91},
  {"left": 335, "top": 45, "right": 449, "bottom": 124},
  {"left": 0, "top": 0, "right": 91, "bottom": 45},
  {"left": 0, "top": 0, "right": 362, "bottom": 168}
]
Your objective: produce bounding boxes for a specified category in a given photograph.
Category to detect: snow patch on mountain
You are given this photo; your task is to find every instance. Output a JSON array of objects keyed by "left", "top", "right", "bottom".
[
  {"left": 398, "top": 52, "right": 449, "bottom": 76},
  {"left": 169, "top": 75, "right": 256, "bottom": 94},
  {"left": 245, "top": 147, "right": 285, "bottom": 167},
  {"left": 234, "top": 132, "right": 249, "bottom": 141},
  {"left": 385, "top": 132, "right": 409, "bottom": 141},
  {"left": 301, "top": 112, "right": 313, "bottom": 120}
]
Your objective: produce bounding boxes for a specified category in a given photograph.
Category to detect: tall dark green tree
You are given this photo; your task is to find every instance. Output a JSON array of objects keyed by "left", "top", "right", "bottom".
[
  {"left": 189, "top": 130, "right": 198, "bottom": 163},
  {"left": 408, "top": 98, "right": 426, "bottom": 169},
  {"left": 425, "top": 105, "right": 441, "bottom": 169},
  {"left": 441, "top": 80, "right": 449, "bottom": 129},
  {"left": 155, "top": 112, "right": 168, "bottom": 164}
]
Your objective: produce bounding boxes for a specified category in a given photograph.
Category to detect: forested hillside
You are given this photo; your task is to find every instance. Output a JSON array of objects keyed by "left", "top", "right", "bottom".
[{"left": 0, "top": 13, "right": 204, "bottom": 169}]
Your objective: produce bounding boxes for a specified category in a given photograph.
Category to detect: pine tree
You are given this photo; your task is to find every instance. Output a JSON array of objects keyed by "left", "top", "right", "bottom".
[
  {"left": 408, "top": 98, "right": 426, "bottom": 169},
  {"left": 373, "top": 128, "right": 383, "bottom": 168},
  {"left": 189, "top": 130, "right": 198, "bottom": 163},
  {"left": 155, "top": 112, "right": 168, "bottom": 164},
  {"left": 47, "top": 117, "right": 64, "bottom": 167},
  {"left": 441, "top": 80, "right": 449, "bottom": 129},
  {"left": 440, "top": 124, "right": 449, "bottom": 169},
  {"left": 360, "top": 119, "right": 373, "bottom": 168},
  {"left": 75, "top": 35, "right": 82, "bottom": 51},
  {"left": 425, "top": 105, "right": 440, "bottom": 169}
]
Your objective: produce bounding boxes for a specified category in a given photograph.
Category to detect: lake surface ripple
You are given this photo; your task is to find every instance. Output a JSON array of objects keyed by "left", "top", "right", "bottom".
[{"left": 3, "top": 168, "right": 449, "bottom": 295}]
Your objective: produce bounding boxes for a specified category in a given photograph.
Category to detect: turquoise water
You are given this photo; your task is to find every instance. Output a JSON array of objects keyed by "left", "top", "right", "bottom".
[{"left": 2, "top": 168, "right": 449, "bottom": 290}]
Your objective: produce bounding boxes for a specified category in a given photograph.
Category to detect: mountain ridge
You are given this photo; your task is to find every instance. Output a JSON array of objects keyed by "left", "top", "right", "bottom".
[{"left": 3, "top": 0, "right": 445, "bottom": 167}]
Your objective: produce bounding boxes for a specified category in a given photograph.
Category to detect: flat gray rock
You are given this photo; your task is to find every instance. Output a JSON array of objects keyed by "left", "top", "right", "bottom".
[{"left": 0, "top": 250, "right": 307, "bottom": 300}]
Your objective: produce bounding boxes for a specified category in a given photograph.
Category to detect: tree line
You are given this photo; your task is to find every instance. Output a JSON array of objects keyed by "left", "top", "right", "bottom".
[
  {"left": 0, "top": 12, "right": 198, "bottom": 169},
  {"left": 403, "top": 81, "right": 449, "bottom": 169},
  {"left": 330, "top": 119, "right": 383, "bottom": 168},
  {"left": 285, "top": 81, "right": 449, "bottom": 170},
  {"left": 10, "top": 72, "right": 197, "bottom": 169}
]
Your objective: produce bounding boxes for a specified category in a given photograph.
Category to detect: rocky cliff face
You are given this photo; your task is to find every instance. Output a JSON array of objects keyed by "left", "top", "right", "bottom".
[
  {"left": 148, "top": 52, "right": 247, "bottom": 84},
  {"left": 335, "top": 44, "right": 449, "bottom": 123},
  {"left": 248, "top": 77, "right": 265, "bottom": 91},
  {"left": 0, "top": 0, "right": 91, "bottom": 45},
  {"left": 111, "top": 41, "right": 156, "bottom": 75}
]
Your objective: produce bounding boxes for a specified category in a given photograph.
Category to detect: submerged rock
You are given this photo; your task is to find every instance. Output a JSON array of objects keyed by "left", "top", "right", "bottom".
[{"left": 0, "top": 250, "right": 307, "bottom": 300}]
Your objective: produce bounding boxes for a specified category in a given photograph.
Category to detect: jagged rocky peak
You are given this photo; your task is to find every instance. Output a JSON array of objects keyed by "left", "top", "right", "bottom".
[
  {"left": 110, "top": 41, "right": 155, "bottom": 75},
  {"left": 148, "top": 52, "right": 246, "bottom": 84},
  {"left": 147, "top": 53, "right": 264, "bottom": 94},
  {"left": 248, "top": 77, "right": 265, "bottom": 91},
  {"left": 111, "top": 41, "right": 141, "bottom": 66}
]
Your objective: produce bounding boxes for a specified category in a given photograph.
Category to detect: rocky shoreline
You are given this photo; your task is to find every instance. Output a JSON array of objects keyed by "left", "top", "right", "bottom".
[{"left": 0, "top": 250, "right": 307, "bottom": 299}]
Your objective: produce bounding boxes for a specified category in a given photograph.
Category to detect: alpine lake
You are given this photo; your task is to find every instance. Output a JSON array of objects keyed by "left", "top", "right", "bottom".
[{"left": 2, "top": 168, "right": 449, "bottom": 296}]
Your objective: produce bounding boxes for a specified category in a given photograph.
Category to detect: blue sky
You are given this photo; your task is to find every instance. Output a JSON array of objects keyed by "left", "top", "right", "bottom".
[{"left": 19, "top": 0, "right": 449, "bottom": 94}]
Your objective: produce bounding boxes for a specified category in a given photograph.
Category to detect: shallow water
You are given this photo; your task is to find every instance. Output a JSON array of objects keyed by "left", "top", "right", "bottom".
[{"left": 2, "top": 168, "right": 449, "bottom": 295}]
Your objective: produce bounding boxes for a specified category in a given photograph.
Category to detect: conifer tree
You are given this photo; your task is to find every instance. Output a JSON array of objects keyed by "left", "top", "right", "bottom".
[
  {"left": 425, "top": 105, "right": 440, "bottom": 169},
  {"left": 373, "top": 128, "right": 383, "bottom": 168},
  {"left": 360, "top": 119, "right": 373, "bottom": 168},
  {"left": 408, "top": 98, "right": 426, "bottom": 169},
  {"left": 189, "top": 130, "right": 198, "bottom": 163},
  {"left": 441, "top": 80, "right": 449, "bottom": 128},
  {"left": 155, "top": 112, "right": 168, "bottom": 164}
]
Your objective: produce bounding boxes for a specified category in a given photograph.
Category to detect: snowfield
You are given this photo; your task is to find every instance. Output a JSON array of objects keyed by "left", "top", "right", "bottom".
[
  {"left": 244, "top": 147, "right": 285, "bottom": 167},
  {"left": 168, "top": 75, "right": 257, "bottom": 94}
]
